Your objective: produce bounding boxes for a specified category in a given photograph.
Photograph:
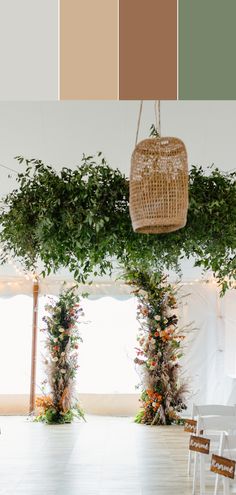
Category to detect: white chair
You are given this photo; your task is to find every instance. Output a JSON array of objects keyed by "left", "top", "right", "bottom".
[
  {"left": 192, "top": 415, "right": 236, "bottom": 495},
  {"left": 213, "top": 432, "right": 236, "bottom": 495},
  {"left": 188, "top": 404, "right": 236, "bottom": 476}
]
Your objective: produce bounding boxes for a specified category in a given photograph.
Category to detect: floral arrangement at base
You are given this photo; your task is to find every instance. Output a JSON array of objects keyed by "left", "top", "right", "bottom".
[
  {"left": 35, "top": 286, "right": 86, "bottom": 424},
  {"left": 124, "top": 269, "right": 188, "bottom": 425}
]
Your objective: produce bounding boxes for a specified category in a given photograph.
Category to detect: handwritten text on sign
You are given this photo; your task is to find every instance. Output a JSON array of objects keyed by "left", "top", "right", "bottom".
[
  {"left": 189, "top": 435, "right": 210, "bottom": 455},
  {"left": 211, "top": 454, "right": 235, "bottom": 480},
  {"left": 184, "top": 419, "right": 197, "bottom": 434}
]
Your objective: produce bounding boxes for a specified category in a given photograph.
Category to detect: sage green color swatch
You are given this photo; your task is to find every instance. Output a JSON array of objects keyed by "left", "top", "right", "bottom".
[{"left": 179, "top": 0, "right": 236, "bottom": 99}]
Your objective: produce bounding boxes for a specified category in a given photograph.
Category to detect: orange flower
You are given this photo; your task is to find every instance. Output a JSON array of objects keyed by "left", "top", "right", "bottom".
[{"left": 36, "top": 395, "right": 54, "bottom": 412}]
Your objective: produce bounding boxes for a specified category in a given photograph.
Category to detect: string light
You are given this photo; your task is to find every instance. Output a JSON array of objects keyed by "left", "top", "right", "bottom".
[
  {"left": 0, "top": 277, "right": 227, "bottom": 287},
  {"left": 180, "top": 278, "right": 214, "bottom": 287},
  {"left": 0, "top": 250, "right": 235, "bottom": 291},
  {"left": 0, "top": 248, "right": 37, "bottom": 282}
]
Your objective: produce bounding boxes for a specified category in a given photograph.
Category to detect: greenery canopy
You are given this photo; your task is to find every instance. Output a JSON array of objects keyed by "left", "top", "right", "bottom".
[{"left": 0, "top": 154, "right": 235, "bottom": 293}]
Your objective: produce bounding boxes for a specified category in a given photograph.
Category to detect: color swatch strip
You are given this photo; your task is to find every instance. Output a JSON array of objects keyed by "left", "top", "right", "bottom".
[{"left": 0, "top": 0, "right": 235, "bottom": 100}]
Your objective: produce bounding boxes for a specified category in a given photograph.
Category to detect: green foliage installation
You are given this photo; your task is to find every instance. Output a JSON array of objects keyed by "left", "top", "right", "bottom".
[{"left": 0, "top": 154, "right": 235, "bottom": 293}]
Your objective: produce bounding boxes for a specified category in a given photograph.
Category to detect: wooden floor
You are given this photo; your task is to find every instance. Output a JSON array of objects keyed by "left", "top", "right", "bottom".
[{"left": 0, "top": 416, "right": 211, "bottom": 495}]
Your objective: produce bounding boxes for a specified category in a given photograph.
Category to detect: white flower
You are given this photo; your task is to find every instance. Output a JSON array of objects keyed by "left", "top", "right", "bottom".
[
  {"left": 53, "top": 337, "right": 58, "bottom": 343},
  {"left": 60, "top": 369, "right": 66, "bottom": 374},
  {"left": 152, "top": 402, "right": 156, "bottom": 407},
  {"left": 61, "top": 352, "right": 65, "bottom": 356},
  {"left": 52, "top": 357, "right": 58, "bottom": 362},
  {"left": 59, "top": 327, "right": 64, "bottom": 333},
  {"left": 154, "top": 315, "right": 161, "bottom": 321}
]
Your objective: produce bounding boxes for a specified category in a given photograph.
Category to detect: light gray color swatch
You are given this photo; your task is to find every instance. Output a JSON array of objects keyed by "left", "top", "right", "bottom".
[{"left": 0, "top": 0, "right": 58, "bottom": 100}]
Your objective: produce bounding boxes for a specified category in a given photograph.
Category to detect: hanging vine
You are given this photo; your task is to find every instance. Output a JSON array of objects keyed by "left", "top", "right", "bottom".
[{"left": 0, "top": 154, "right": 235, "bottom": 293}]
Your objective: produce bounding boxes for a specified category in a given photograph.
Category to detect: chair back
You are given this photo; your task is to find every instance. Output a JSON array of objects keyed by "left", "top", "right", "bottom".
[
  {"left": 198, "top": 415, "right": 236, "bottom": 434},
  {"left": 192, "top": 404, "right": 236, "bottom": 418},
  {"left": 221, "top": 432, "right": 236, "bottom": 453}
]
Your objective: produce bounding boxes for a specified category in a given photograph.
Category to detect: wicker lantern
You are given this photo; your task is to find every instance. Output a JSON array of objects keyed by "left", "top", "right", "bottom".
[{"left": 129, "top": 103, "right": 188, "bottom": 234}]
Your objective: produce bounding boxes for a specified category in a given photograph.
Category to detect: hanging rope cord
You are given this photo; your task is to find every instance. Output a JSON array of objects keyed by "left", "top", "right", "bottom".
[
  {"left": 135, "top": 100, "right": 161, "bottom": 146},
  {"left": 0, "top": 163, "right": 18, "bottom": 174},
  {"left": 155, "top": 100, "right": 161, "bottom": 137}
]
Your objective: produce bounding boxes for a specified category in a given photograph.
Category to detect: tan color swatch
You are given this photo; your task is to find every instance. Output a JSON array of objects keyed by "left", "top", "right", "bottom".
[
  {"left": 60, "top": 0, "right": 118, "bottom": 99},
  {"left": 119, "top": 0, "right": 177, "bottom": 100}
]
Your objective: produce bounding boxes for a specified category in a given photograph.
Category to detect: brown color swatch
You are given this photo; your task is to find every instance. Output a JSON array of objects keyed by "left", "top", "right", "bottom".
[
  {"left": 119, "top": 0, "right": 177, "bottom": 100},
  {"left": 60, "top": 0, "right": 118, "bottom": 99}
]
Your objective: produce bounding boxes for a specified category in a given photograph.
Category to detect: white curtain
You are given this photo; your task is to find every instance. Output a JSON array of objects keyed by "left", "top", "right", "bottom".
[
  {"left": 0, "top": 295, "right": 32, "bottom": 393},
  {"left": 78, "top": 297, "right": 139, "bottom": 393},
  {"left": 36, "top": 295, "right": 139, "bottom": 395},
  {"left": 178, "top": 283, "right": 236, "bottom": 412}
]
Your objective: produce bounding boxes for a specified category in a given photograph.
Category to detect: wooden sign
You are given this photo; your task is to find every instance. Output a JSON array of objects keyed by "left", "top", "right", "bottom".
[
  {"left": 211, "top": 454, "right": 235, "bottom": 480},
  {"left": 189, "top": 435, "right": 210, "bottom": 455},
  {"left": 184, "top": 419, "right": 197, "bottom": 434}
]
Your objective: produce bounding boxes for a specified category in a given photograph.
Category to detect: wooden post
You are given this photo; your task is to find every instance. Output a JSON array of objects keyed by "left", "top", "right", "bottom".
[{"left": 29, "top": 277, "right": 39, "bottom": 415}]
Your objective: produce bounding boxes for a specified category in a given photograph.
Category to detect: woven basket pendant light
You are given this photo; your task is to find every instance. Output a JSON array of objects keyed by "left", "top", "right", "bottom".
[{"left": 129, "top": 101, "right": 189, "bottom": 234}]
